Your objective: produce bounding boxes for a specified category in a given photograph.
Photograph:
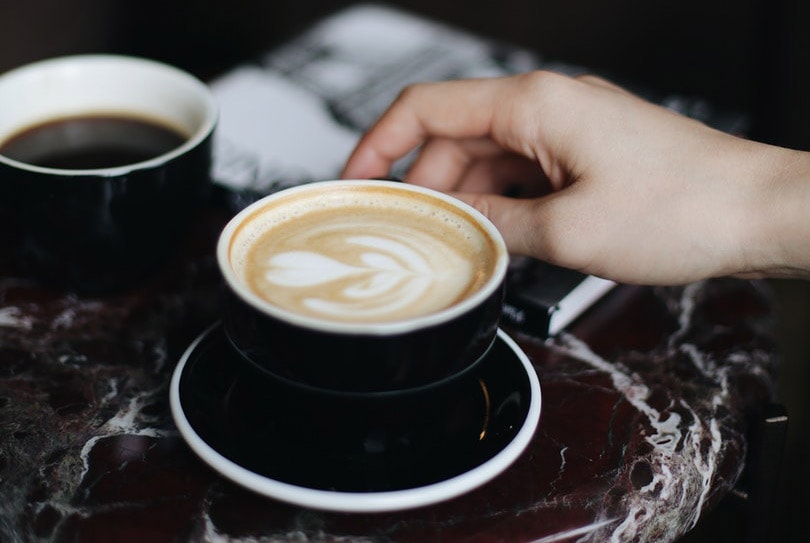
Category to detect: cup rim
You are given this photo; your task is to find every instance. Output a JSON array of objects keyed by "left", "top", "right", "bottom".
[
  {"left": 217, "top": 179, "right": 509, "bottom": 336},
  {"left": 0, "top": 54, "right": 218, "bottom": 176}
]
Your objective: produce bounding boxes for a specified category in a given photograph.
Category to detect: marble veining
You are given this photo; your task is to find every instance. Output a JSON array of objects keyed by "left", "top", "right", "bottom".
[{"left": 0, "top": 227, "right": 777, "bottom": 542}]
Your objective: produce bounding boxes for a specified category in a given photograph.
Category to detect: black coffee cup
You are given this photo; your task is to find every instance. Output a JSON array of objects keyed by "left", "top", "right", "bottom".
[
  {"left": 0, "top": 55, "right": 218, "bottom": 294},
  {"left": 216, "top": 179, "right": 509, "bottom": 394}
]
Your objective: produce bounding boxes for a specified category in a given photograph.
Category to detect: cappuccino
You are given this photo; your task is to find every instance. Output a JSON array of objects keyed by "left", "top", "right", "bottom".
[{"left": 228, "top": 183, "right": 498, "bottom": 324}]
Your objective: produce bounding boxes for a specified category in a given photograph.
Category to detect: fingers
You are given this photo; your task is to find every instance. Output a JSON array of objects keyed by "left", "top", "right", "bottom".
[
  {"left": 401, "top": 137, "right": 547, "bottom": 195},
  {"left": 342, "top": 78, "right": 503, "bottom": 179},
  {"left": 403, "top": 137, "right": 486, "bottom": 190},
  {"left": 455, "top": 188, "right": 611, "bottom": 278},
  {"left": 455, "top": 189, "right": 631, "bottom": 282},
  {"left": 341, "top": 71, "right": 637, "bottom": 181},
  {"left": 457, "top": 154, "right": 550, "bottom": 196},
  {"left": 451, "top": 191, "right": 548, "bottom": 259}
]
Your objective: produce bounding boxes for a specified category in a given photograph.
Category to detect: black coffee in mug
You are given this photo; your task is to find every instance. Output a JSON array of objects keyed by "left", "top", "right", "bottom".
[
  {"left": 0, "top": 114, "right": 187, "bottom": 169},
  {"left": 0, "top": 54, "right": 218, "bottom": 295}
]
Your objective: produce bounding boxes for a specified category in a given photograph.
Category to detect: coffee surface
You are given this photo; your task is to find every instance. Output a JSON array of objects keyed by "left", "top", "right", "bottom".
[
  {"left": 0, "top": 114, "right": 187, "bottom": 169},
  {"left": 232, "top": 186, "right": 497, "bottom": 324}
]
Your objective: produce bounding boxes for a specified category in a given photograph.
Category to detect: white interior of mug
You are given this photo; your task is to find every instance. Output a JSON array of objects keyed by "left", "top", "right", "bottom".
[
  {"left": 0, "top": 54, "right": 218, "bottom": 174},
  {"left": 217, "top": 179, "right": 510, "bottom": 335}
]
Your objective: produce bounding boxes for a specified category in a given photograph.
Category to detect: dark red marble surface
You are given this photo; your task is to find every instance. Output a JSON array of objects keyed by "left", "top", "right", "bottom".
[{"left": 0, "top": 202, "right": 777, "bottom": 543}]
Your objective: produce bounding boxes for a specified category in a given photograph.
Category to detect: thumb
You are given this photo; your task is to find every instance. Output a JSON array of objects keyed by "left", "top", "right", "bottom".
[{"left": 451, "top": 192, "right": 551, "bottom": 260}]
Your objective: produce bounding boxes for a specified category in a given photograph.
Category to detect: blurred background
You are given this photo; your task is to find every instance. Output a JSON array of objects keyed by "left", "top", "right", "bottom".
[{"left": 1, "top": 1, "right": 807, "bottom": 541}]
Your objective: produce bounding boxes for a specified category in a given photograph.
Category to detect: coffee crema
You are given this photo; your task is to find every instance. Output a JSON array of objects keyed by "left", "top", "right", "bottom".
[{"left": 230, "top": 185, "right": 498, "bottom": 324}]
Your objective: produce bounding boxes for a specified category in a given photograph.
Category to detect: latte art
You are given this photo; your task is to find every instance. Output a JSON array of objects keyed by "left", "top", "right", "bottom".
[
  {"left": 231, "top": 185, "right": 498, "bottom": 324},
  {"left": 253, "top": 229, "right": 472, "bottom": 322}
]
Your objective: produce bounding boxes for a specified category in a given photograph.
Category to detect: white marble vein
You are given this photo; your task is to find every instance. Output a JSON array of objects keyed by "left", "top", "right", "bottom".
[{"left": 545, "top": 282, "right": 732, "bottom": 541}]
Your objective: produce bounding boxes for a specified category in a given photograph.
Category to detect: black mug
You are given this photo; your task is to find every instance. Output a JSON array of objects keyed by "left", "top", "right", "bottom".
[
  {"left": 0, "top": 55, "right": 218, "bottom": 294},
  {"left": 216, "top": 179, "right": 510, "bottom": 394}
]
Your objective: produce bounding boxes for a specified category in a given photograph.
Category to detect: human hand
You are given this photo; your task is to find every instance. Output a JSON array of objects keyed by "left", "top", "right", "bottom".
[{"left": 342, "top": 71, "right": 810, "bottom": 284}]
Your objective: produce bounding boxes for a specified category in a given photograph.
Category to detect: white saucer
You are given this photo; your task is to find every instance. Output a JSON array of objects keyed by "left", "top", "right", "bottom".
[{"left": 169, "top": 323, "right": 541, "bottom": 513}]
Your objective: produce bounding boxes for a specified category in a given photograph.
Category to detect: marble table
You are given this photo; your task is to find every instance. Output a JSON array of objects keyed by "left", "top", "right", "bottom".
[{"left": 0, "top": 198, "right": 777, "bottom": 543}]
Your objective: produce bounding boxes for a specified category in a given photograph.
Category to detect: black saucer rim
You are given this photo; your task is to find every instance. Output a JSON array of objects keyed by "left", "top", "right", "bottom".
[{"left": 169, "top": 322, "right": 542, "bottom": 513}]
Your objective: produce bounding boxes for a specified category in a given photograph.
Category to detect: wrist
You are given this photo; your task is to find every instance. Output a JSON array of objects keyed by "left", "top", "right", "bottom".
[{"left": 744, "top": 145, "right": 810, "bottom": 279}]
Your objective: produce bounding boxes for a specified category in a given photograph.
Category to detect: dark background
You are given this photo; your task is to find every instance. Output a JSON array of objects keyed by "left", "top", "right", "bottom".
[{"left": 1, "top": 1, "right": 807, "bottom": 541}]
